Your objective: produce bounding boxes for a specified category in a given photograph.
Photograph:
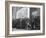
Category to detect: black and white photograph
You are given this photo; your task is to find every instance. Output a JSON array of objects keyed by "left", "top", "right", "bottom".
[
  {"left": 12, "top": 7, "right": 40, "bottom": 31},
  {"left": 8, "top": 3, "right": 45, "bottom": 35},
  {"left": 5, "top": 1, "right": 45, "bottom": 37}
]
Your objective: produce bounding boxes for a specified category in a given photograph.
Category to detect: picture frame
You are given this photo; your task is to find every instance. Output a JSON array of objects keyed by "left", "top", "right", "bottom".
[{"left": 5, "top": 1, "right": 45, "bottom": 37}]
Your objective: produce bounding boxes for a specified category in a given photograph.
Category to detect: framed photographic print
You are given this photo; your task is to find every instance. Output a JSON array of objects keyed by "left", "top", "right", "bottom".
[{"left": 5, "top": 1, "right": 45, "bottom": 37}]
